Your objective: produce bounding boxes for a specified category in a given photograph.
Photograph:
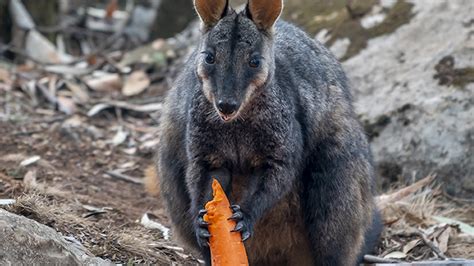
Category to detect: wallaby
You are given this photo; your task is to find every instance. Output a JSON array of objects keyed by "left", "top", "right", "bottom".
[{"left": 154, "top": 0, "right": 382, "bottom": 265}]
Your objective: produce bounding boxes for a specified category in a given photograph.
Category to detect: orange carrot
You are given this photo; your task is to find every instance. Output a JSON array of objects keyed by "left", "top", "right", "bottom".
[{"left": 203, "top": 179, "right": 249, "bottom": 266}]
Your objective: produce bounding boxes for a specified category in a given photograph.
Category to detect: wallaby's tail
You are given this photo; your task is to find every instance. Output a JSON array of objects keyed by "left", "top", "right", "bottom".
[{"left": 144, "top": 164, "right": 160, "bottom": 196}]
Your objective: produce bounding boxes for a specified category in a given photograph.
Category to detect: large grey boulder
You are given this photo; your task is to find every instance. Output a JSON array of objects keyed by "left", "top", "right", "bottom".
[
  {"left": 0, "top": 209, "right": 113, "bottom": 265},
  {"left": 343, "top": 0, "right": 474, "bottom": 196}
]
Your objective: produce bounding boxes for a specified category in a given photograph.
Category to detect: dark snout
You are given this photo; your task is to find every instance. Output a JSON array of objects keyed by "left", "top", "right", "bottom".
[
  {"left": 215, "top": 99, "right": 241, "bottom": 121},
  {"left": 214, "top": 75, "right": 242, "bottom": 122},
  {"left": 217, "top": 99, "right": 239, "bottom": 115}
]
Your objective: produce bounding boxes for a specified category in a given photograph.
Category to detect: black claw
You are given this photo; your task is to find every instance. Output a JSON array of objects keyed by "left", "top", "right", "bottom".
[
  {"left": 199, "top": 239, "right": 209, "bottom": 248},
  {"left": 198, "top": 209, "right": 209, "bottom": 227},
  {"left": 199, "top": 229, "right": 211, "bottom": 238},
  {"left": 228, "top": 204, "right": 252, "bottom": 241},
  {"left": 242, "top": 231, "right": 251, "bottom": 242},
  {"left": 231, "top": 221, "right": 244, "bottom": 232},
  {"left": 228, "top": 211, "right": 243, "bottom": 221},
  {"left": 196, "top": 209, "right": 211, "bottom": 248},
  {"left": 196, "top": 227, "right": 211, "bottom": 248},
  {"left": 230, "top": 204, "right": 241, "bottom": 212},
  {"left": 198, "top": 219, "right": 209, "bottom": 228}
]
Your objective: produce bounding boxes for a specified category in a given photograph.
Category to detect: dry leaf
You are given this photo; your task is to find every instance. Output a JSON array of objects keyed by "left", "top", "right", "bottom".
[
  {"left": 384, "top": 251, "right": 407, "bottom": 259},
  {"left": 23, "top": 170, "right": 38, "bottom": 190},
  {"left": 85, "top": 73, "right": 122, "bottom": 92},
  {"left": 0, "top": 67, "right": 12, "bottom": 86},
  {"left": 44, "top": 64, "right": 91, "bottom": 76},
  {"left": 119, "top": 161, "right": 136, "bottom": 169},
  {"left": 437, "top": 227, "right": 451, "bottom": 253},
  {"left": 57, "top": 96, "right": 77, "bottom": 115},
  {"left": 20, "top": 156, "right": 41, "bottom": 167},
  {"left": 65, "top": 81, "right": 89, "bottom": 102},
  {"left": 405, "top": 211, "right": 426, "bottom": 224},
  {"left": 122, "top": 70, "right": 150, "bottom": 96},
  {"left": 403, "top": 239, "right": 421, "bottom": 254},
  {"left": 47, "top": 75, "right": 58, "bottom": 96},
  {"left": 140, "top": 139, "right": 159, "bottom": 151},
  {"left": 122, "top": 147, "right": 137, "bottom": 155},
  {"left": 25, "top": 31, "right": 74, "bottom": 64},
  {"left": 110, "top": 128, "right": 128, "bottom": 146}
]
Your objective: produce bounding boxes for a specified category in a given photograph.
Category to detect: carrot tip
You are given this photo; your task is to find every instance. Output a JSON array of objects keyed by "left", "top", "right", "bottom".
[{"left": 205, "top": 179, "right": 249, "bottom": 266}]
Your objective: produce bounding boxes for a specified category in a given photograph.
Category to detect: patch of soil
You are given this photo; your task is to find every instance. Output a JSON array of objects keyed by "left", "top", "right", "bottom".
[{"left": 0, "top": 89, "right": 198, "bottom": 264}]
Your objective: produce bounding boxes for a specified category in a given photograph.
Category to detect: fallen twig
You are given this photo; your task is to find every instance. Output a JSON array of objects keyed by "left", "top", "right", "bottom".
[
  {"left": 106, "top": 170, "right": 143, "bottom": 184},
  {"left": 81, "top": 205, "right": 111, "bottom": 218},
  {"left": 376, "top": 175, "right": 436, "bottom": 209},
  {"left": 418, "top": 231, "right": 448, "bottom": 260},
  {"left": 363, "top": 254, "right": 399, "bottom": 263},
  {"left": 395, "top": 230, "right": 448, "bottom": 260},
  {"left": 442, "top": 191, "right": 474, "bottom": 204},
  {"left": 88, "top": 100, "right": 163, "bottom": 117},
  {"left": 140, "top": 213, "right": 170, "bottom": 240}
]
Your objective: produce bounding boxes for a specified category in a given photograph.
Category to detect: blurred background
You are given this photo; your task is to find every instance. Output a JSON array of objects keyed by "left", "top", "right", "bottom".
[{"left": 0, "top": 0, "right": 473, "bottom": 264}]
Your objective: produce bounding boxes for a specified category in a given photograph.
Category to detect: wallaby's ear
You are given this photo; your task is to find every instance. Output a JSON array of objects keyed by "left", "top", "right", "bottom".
[
  {"left": 194, "top": 0, "right": 229, "bottom": 30},
  {"left": 246, "top": 0, "right": 283, "bottom": 31}
]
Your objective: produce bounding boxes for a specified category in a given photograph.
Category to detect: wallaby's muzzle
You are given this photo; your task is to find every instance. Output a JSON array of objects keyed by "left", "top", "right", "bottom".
[
  {"left": 215, "top": 98, "right": 240, "bottom": 122},
  {"left": 213, "top": 75, "right": 243, "bottom": 122},
  {"left": 217, "top": 99, "right": 238, "bottom": 115}
]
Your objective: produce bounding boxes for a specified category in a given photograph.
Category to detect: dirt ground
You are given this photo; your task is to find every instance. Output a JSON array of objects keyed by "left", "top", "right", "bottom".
[{"left": 0, "top": 84, "right": 201, "bottom": 264}]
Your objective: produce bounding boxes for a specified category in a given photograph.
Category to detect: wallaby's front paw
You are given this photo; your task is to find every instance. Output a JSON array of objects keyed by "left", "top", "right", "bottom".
[
  {"left": 229, "top": 204, "right": 252, "bottom": 241},
  {"left": 195, "top": 209, "right": 211, "bottom": 248}
]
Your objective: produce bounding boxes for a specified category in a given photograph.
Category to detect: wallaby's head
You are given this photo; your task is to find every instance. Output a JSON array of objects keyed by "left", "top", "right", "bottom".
[{"left": 194, "top": 0, "right": 283, "bottom": 122}]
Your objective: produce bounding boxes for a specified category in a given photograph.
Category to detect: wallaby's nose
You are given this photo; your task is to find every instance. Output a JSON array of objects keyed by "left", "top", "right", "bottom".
[{"left": 216, "top": 100, "right": 238, "bottom": 115}]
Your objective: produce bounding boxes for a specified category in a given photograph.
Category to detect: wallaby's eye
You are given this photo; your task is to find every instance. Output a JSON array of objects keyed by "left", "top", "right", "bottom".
[
  {"left": 204, "top": 52, "right": 216, "bottom": 65},
  {"left": 249, "top": 58, "right": 261, "bottom": 68}
]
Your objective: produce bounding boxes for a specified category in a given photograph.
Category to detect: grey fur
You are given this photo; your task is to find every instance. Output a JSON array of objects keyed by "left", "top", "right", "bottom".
[{"left": 156, "top": 2, "right": 382, "bottom": 265}]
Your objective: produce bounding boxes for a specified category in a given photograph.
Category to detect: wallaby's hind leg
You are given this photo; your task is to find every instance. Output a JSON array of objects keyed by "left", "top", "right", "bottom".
[
  {"left": 159, "top": 161, "right": 216, "bottom": 265},
  {"left": 301, "top": 164, "right": 375, "bottom": 265},
  {"left": 157, "top": 154, "right": 196, "bottom": 249},
  {"left": 357, "top": 208, "right": 383, "bottom": 263}
]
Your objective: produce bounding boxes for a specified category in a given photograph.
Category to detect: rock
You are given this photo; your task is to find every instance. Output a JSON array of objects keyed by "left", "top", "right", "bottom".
[
  {"left": 0, "top": 209, "right": 113, "bottom": 265},
  {"left": 330, "top": 38, "right": 351, "bottom": 59},
  {"left": 344, "top": 0, "right": 474, "bottom": 196}
]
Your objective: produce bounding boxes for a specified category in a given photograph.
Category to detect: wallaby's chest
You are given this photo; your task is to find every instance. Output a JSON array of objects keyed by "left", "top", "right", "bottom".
[{"left": 209, "top": 125, "right": 264, "bottom": 174}]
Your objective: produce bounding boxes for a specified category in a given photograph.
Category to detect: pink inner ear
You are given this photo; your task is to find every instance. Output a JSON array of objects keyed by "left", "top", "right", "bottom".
[
  {"left": 248, "top": 0, "right": 283, "bottom": 30},
  {"left": 195, "top": 0, "right": 228, "bottom": 27}
]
